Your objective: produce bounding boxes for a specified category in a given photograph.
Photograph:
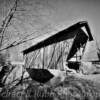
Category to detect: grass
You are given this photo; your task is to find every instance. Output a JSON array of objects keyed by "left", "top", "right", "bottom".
[{"left": 0, "top": 75, "right": 100, "bottom": 100}]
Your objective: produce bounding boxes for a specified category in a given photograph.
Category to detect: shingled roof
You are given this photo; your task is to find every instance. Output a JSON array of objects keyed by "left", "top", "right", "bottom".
[{"left": 23, "top": 21, "right": 93, "bottom": 55}]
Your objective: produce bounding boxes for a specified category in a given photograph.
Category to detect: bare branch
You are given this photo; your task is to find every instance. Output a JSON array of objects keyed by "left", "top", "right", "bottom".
[{"left": 0, "top": 0, "right": 19, "bottom": 48}]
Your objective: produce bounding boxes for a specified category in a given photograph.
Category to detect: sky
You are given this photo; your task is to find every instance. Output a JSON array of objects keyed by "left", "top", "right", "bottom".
[
  {"left": 0, "top": 0, "right": 100, "bottom": 40},
  {"left": 0, "top": 0, "right": 100, "bottom": 61}
]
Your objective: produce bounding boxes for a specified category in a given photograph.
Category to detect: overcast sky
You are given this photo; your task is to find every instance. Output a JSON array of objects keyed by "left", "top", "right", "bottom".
[
  {"left": 0, "top": 0, "right": 100, "bottom": 40},
  {"left": 0, "top": 0, "right": 100, "bottom": 61}
]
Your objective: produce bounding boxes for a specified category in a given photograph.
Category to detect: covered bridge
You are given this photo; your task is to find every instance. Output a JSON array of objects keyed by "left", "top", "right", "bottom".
[{"left": 22, "top": 21, "right": 93, "bottom": 70}]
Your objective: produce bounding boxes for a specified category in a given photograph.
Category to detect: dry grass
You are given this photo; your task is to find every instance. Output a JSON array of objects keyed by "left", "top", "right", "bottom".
[{"left": 0, "top": 75, "right": 100, "bottom": 100}]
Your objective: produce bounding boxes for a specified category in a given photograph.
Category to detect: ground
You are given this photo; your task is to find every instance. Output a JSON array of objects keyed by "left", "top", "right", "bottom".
[{"left": 0, "top": 74, "right": 100, "bottom": 100}]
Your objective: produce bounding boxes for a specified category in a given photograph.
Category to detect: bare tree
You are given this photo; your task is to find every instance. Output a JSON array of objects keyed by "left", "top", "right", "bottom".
[{"left": 0, "top": 0, "right": 19, "bottom": 48}]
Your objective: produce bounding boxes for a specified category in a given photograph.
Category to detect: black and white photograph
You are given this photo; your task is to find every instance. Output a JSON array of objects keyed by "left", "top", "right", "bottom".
[{"left": 0, "top": 0, "right": 100, "bottom": 100}]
